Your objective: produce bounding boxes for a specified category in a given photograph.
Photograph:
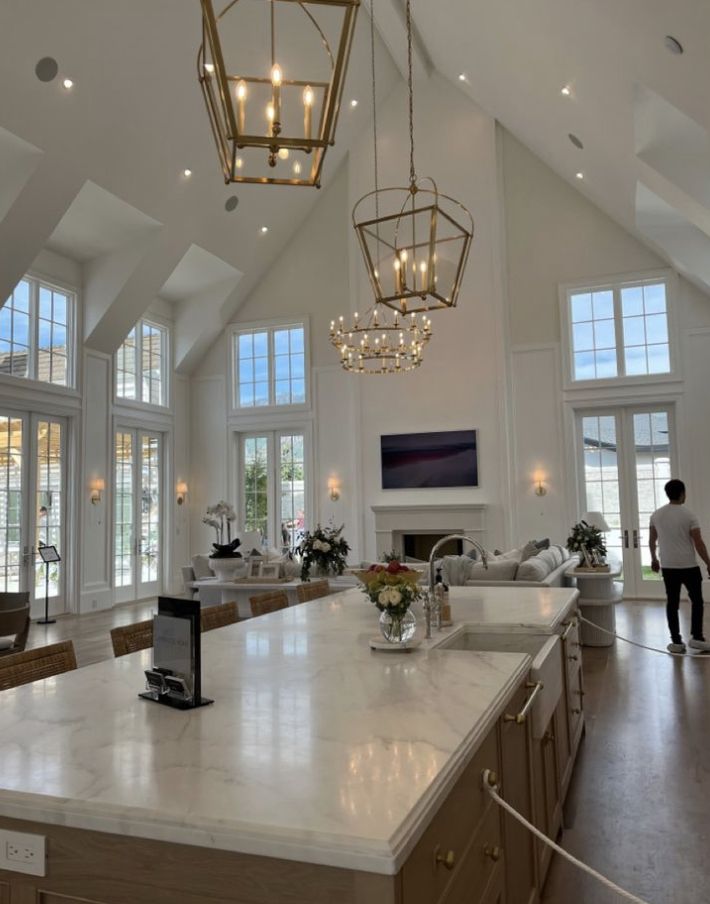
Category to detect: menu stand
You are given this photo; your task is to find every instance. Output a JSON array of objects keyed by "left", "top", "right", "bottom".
[{"left": 37, "top": 543, "right": 60, "bottom": 625}]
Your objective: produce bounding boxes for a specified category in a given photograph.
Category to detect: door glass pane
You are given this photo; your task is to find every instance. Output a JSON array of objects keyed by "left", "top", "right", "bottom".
[
  {"left": 0, "top": 417, "right": 23, "bottom": 592},
  {"left": 35, "top": 421, "right": 62, "bottom": 597},
  {"left": 243, "top": 436, "right": 269, "bottom": 542},
  {"left": 634, "top": 411, "right": 670, "bottom": 582},
  {"left": 581, "top": 415, "right": 622, "bottom": 567},
  {"left": 140, "top": 434, "right": 161, "bottom": 583},
  {"left": 114, "top": 432, "right": 134, "bottom": 587},
  {"left": 280, "top": 434, "right": 305, "bottom": 549}
]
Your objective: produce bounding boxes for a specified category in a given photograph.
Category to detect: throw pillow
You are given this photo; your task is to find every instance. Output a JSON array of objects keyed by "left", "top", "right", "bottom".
[
  {"left": 465, "top": 560, "right": 519, "bottom": 582},
  {"left": 520, "top": 541, "right": 539, "bottom": 562},
  {"left": 442, "top": 555, "right": 476, "bottom": 586},
  {"left": 534, "top": 538, "right": 551, "bottom": 550},
  {"left": 516, "top": 556, "right": 551, "bottom": 582},
  {"left": 191, "top": 554, "right": 214, "bottom": 580}
]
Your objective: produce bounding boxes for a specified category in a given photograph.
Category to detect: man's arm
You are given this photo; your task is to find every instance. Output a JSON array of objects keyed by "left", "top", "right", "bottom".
[
  {"left": 690, "top": 528, "right": 710, "bottom": 578},
  {"left": 649, "top": 524, "right": 660, "bottom": 573}
]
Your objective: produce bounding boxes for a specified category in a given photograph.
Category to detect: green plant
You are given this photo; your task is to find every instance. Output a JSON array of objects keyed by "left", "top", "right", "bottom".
[
  {"left": 567, "top": 520, "right": 607, "bottom": 564},
  {"left": 298, "top": 523, "right": 350, "bottom": 581}
]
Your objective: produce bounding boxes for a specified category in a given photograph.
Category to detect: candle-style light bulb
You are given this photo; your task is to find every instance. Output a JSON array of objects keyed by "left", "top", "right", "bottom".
[
  {"left": 236, "top": 80, "right": 247, "bottom": 133},
  {"left": 271, "top": 64, "right": 282, "bottom": 128},
  {"left": 303, "top": 85, "right": 314, "bottom": 139}
]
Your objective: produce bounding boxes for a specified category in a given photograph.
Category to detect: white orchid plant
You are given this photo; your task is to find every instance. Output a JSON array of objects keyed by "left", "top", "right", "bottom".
[{"left": 203, "top": 500, "right": 240, "bottom": 558}]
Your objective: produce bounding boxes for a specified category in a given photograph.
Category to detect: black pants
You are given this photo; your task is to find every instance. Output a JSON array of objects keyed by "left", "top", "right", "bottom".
[{"left": 662, "top": 567, "right": 705, "bottom": 643}]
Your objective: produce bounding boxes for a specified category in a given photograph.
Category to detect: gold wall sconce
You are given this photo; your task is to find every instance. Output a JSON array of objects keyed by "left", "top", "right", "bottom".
[
  {"left": 89, "top": 478, "right": 105, "bottom": 505},
  {"left": 533, "top": 471, "right": 548, "bottom": 497},
  {"left": 328, "top": 478, "right": 341, "bottom": 502},
  {"left": 176, "top": 481, "right": 188, "bottom": 506}
]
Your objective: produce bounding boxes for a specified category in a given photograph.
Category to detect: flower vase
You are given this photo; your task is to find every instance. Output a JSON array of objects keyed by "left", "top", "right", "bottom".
[{"left": 379, "top": 608, "right": 416, "bottom": 645}]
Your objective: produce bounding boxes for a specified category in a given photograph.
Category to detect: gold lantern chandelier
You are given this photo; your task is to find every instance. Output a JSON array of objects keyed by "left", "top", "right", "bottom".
[
  {"left": 352, "top": 0, "right": 474, "bottom": 314},
  {"left": 198, "top": 0, "right": 360, "bottom": 187},
  {"left": 329, "top": 0, "right": 432, "bottom": 374}
]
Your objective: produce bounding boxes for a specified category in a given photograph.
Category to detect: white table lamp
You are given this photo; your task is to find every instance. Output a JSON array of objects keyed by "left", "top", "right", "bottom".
[{"left": 582, "top": 511, "right": 610, "bottom": 532}]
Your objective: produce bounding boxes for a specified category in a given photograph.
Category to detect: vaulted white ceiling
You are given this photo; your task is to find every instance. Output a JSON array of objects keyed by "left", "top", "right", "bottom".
[{"left": 1, "top": 0, "right": 709, "bottom": 372}]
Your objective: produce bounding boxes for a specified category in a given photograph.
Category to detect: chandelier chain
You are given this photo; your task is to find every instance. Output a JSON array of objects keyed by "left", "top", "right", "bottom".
[
  {"left": 406, "top": 0, "right": 415, "bottom": 187},
  {"left": 370, "top": 0, "right": 380, "bottom": 219}
]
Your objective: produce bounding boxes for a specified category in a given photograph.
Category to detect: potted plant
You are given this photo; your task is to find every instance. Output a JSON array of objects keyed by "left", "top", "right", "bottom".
[
  {"left": 203, "top": 501, "right": 244, "bottom": 580},
  {"left": 356, "top": 561, "right": 422, "bottom": 644},
  {"left": 297, "top": 523, "right": 350, "bottom": 581},
  {"left": 567, "top": 520, "right": 608, "bottom": 571}
]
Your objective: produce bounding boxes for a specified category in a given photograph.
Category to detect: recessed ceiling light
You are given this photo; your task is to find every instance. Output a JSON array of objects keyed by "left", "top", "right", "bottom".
[
  {"left": 458, "top": 73, "right": 467, "bottom": 82},
  {"left": 293, "top": 161, "right": 302, "bottom": 176},
  {"left": 183, "top": 168, "right": 192, "bottom": 177},
  {"left": 278, "top": 148, "right": 290, "bottom": 160},
  {"left": 35, "top": 57, "right": 58, "bottom": 83},
  {"left": 260, "top": 226, "right": 269, "bottom": 234},
  {"left": 569, "top": 133, "right": 584, "bottom": 150},
  {"left": 350, "top": 99, "right": 358, "bottom": 108},
  {"left": 664, "top": 35, "right": 684, "bottom": 55},
  {"left": 561, "top": 84, "right": 572, "bottom": 97},
  {"left": 575, "top": 171, "right": 584, "bottom": 180},
  {"left": 62, "top": 78, "right": 74, "bottom": 90}
]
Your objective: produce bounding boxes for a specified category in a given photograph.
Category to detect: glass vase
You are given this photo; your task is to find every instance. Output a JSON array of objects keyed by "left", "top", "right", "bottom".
[{"left": 379, "top": 608, "right": 416, "bottom": 644}]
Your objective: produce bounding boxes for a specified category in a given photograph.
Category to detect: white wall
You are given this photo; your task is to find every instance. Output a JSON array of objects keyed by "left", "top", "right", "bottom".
[{"left": 501, "top": 127, "right": 710, "bottom": 545}]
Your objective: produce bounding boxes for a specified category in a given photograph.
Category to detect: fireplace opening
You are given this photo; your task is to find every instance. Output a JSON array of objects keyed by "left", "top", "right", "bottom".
[{"left": 402, "top": 534, "right": 464, "bottom": 561}]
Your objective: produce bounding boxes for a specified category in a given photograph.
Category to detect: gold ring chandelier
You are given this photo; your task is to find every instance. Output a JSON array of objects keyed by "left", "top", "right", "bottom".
[
  {"left": 329, "top": 0, "right": 432, "bottom": 374},
  {"left": 198, "top": 0, "right": 359, "bottom": 187},
  {"left": 352, "top": 0, "right": 474, "bottom": 315}
]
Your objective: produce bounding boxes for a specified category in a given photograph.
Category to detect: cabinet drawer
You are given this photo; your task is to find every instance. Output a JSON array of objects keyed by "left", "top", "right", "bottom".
[
  {"left": 567, "top": 666, "right": 584, "bottom": 747},
  {"left": 440, "top": 803, "right": 503, "bottom": 904},
  {"left": 402, "top": 728, "right": 500, "bottom": 904}
]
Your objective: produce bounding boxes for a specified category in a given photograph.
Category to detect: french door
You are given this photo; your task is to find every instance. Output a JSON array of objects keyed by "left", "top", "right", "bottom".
[
  {"left": 0, "top": 411, "right": 66, "bottom": 617},
  {"left": 240, "top": 430, "right": 307, "bottom": 550},
  {"left": 114, "top": 428, "right": 162, "bottom": 602},
  {"left": 576, "top": 405, "right": 676, "bottom": 598}
]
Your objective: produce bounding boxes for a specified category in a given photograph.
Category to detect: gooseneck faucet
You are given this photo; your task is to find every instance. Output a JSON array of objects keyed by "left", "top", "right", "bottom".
[{"left": 424, "top": 534, "right": 488, "bottom": 639}]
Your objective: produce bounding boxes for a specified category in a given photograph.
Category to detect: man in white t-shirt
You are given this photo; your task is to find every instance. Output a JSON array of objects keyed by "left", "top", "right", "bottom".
[{"left": 649, "top": 479, "right": 710, "bottom": 654}]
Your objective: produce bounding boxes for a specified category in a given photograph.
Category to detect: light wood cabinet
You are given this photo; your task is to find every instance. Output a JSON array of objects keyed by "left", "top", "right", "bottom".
[{"left": 560, "top": 615, "right": 585, "bottom": 799}]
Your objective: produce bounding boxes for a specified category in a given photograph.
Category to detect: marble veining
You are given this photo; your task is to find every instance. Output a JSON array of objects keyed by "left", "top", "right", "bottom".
[{"left": 0, "top": 586, "right": 577, "bottom": 874}]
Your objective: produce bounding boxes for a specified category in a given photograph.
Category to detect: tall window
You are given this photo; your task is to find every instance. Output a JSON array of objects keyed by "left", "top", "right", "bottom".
[
  {"left": 234, "top": 324, "right": 306, "bottom": 409},
  {"left": 0, "top": 277, "right": 74, "bottom": 387},
  {"left": 116, "top": 319, "right": 168, "bottom": 406},
  {"left": 566, "top": 278, "right": 671, "bottom": 383},
  {"left": 240, "top": 431, "right": 307, "bottom": 548}
]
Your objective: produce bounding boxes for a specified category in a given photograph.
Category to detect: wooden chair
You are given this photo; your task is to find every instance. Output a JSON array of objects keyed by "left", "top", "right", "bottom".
[
  {"left": 0, "top": 640, "right": 77, "bottom": 692},
  {"left": 110, "top": 619, "right": 153, "bottom": 658},
  {"left": 295, "top": 579, "right": 331, "bottom": 604},
  {"left": 250, "top": 590, "right": 289, "bottom": 618},
  {"left": 0, "top": 592, "right": 31, "bottom": 656},
  {"left": 200, "top": 602, "right": 239, "bottom": 632}
]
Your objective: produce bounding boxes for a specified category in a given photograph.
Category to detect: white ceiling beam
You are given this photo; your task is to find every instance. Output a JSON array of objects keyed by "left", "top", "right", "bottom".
[{"left": 174, "top": 275, "right": 243, "bottom": 376}]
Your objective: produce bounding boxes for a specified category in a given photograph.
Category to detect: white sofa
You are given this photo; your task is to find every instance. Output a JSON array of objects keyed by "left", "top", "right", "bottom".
[{"left": 438, "top": 543, "right": 577, "bottom": 588}]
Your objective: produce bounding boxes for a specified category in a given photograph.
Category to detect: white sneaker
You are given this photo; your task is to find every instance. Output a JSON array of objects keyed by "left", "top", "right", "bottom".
[
  {"left": 667, "top": 642, "right": 686, "bottom": 654},
  {"left": 689, "top": 638, "right": 710, "bottom": 653}
]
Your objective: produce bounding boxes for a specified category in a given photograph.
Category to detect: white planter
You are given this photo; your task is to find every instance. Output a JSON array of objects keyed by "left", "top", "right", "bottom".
[{"left": 210, "top": 558, "right": 246, "bottom": 581}]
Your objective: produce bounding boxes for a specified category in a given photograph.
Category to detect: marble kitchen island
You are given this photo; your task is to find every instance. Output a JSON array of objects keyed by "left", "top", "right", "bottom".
[{"left": 0, "top": 585, "right": 580, "bottom": 904}]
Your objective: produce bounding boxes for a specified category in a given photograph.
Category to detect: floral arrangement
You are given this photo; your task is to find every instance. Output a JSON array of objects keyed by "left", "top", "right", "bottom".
[
  {"left": 567, "top": 520, "right": 606, "bottom": 567},
  {"left": 203, "top": 501, "right": 241, "bottom": 559},
  {"left": 298, "top": 523, "right": 350, "bottom": 581},
  {"left": 356, "top": 561, "right": 422, "bottom": 617}
]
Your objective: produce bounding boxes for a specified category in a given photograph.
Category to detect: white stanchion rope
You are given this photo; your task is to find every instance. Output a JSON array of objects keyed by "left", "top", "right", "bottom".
[
  {"left": 481, "top": 769, "right": 652, "bottom": 904},
  {"left": 578, "top": 614, "right": 710, "bottom": 658}
]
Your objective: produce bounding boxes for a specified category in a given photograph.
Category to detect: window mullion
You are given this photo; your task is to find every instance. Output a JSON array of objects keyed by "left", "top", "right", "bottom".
[
  {"left": 30, "top": 279, "right": 38, "bottom": 381},
  {"left": 269, "top": 330, "right": 275, "bottom": 407},
  {"left": 613, "top": 286, "right": 624, "bottom": 378}
]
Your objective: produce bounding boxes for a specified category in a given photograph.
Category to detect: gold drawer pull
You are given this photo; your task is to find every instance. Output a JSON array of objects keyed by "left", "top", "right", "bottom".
[
  {"left": 568, "top": 654, "right": 579, "bottom": 662},
  {"left": 483, "top": 844, "right": 502, "bottom": 862},
  {"left": 435, "top": 846, "right": 456, "bottom": 870},
  {"left": 504, "top": 681, "right": 543, "bottom": 724},
  {"left": 572, "top": 707, "right": 581, "bottom": 715}
]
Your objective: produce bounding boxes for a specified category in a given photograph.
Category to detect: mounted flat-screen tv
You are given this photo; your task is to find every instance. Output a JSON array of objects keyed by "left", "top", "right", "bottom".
[{"left": 380, "top": 430, "right": 478, "bottom": 489}]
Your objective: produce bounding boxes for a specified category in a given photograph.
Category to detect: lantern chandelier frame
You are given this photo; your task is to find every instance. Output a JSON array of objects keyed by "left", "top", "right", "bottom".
[
  {"left": 198, "top": 0, "right": 360, "bottom": 187},
  {"left": 329, "top": 0, "right": 432, "bottom": 375},
  {"left": 352, "top": 0, "right": 474, "bottom": 315}
]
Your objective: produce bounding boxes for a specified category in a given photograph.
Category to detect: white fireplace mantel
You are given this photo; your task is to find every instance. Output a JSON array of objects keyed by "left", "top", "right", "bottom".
[{"left": 371, "top": 504, "right": 487, "bottom": 559}]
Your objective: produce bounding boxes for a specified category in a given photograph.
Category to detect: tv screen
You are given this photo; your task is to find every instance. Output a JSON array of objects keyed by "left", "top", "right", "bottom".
[{"left": 380, "top": 430, "right": 478, "bottom": 489}]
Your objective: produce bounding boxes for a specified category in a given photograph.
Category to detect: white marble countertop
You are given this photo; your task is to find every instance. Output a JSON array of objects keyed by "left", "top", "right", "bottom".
[{"left": 0, "top": 585, "right": 578, "bottom": 875}]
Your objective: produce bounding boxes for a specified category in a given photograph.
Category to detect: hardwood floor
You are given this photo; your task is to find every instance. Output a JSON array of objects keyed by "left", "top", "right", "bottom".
[
  {"left": 17, "top": 596, "right": 710, "bottom": 902},
  {"left": 24, "top": 598, "right": 158, "bottom": 667},
  {"left": 542, "top": 600, "right": 710, "bottom": 904}
]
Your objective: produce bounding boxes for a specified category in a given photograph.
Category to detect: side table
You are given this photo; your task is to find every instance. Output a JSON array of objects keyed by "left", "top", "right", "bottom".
[{"left": 565, "top": 565, "right": 623, "bottom": 647}]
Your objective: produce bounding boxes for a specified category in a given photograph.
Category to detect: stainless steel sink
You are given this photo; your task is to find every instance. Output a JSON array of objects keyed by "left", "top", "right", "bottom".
[{"left": 437, "top": 630, "right": 563, "bottom": 738}]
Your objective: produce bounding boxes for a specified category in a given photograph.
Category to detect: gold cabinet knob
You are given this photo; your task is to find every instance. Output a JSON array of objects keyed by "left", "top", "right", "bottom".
[
  {"left": 484, "top": 770, "right": 498, "bottom": 788},
  {"left": 484, "top": 844, "right": 502, "bottom": 862},
  {"left": 572, "top": 707, "right": 581, "bottom": 715},
  {"left": 435, "top": 846, "right": 456, "bottom": 871},
  {"left": 568, "top": 654, "right": 579, "bottom": 662}
]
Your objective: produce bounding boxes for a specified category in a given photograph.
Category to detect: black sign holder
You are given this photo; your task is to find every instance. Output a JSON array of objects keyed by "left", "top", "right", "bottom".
[
  {"left": 37, "top": 543, "right": 60, "bottom": 625},
  {"left": 139, "top": 597, "right": 213, "bottom": 710}
]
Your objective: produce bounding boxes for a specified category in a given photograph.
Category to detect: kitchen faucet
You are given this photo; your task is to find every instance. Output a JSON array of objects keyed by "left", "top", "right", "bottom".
[{"left": 424, "top": 534, "right": 488, "bottom": 639}]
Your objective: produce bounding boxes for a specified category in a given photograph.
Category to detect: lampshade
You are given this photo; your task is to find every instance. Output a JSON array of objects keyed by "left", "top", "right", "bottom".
[{"left": 582, "top": 511, "right": 610, "bottom": 532}]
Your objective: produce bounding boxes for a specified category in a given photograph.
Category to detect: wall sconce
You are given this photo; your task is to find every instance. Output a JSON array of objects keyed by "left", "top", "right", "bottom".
[
  {"left": 328, "top": 478, "right": 341, "bottom": 502},
  {"left": 533, "top": 471, "right": 547, "bottom": 497},
  {"left": 89, "top": 478, "right": 105, "bottom": 505},
  {"left": 176, "top": 481, "right": 188, "bottom": 506}
]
